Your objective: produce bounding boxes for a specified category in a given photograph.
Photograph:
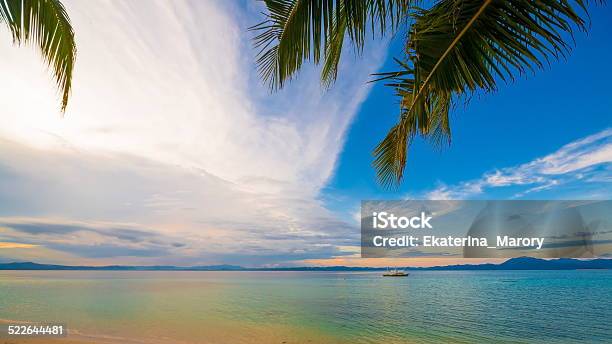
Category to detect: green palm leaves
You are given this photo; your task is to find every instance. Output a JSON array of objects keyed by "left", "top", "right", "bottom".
[
  {"left": 374, "top": 0, "right": 589, "bottom": 187},
  {"left": 1, "top": 0, "right": 76, "bottom": 112},
  {"left": 251, "top": 0, "right": 407, "bottom": 89},
  {"left": 252, "top": 0, "right": 593, "bottom": 188}
]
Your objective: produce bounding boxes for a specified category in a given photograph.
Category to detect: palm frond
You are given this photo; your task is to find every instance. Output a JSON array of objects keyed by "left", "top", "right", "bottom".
[
  {"left": 373, "top": 0, "right": 590, "bottom": 187},
  {"left": 251, "top": 0, "right": 408, "bottom": 90},
  {"left": 1, "top": 0, "right": 76, "bottom": 112}
]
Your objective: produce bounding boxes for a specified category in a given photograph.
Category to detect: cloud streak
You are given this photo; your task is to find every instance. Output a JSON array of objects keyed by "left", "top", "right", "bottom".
[
  {"left": 423, "top": 129, "right": 612, "bottom": 199},
  {"left": 0, "top": 1, "right": 386, "bottom": 266}
]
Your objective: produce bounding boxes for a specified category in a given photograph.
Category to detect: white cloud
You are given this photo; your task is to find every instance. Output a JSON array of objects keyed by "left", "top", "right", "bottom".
[
  {"left": 537, "top": 128, "right": 612, "bottom": 175},
  {"left": 0, "top": 0, "right": 385, "bottom": 196},
  {"left": 423, "top": 128, "right": 612, "bottom": 200},
  {"left": 0, "top": 1, "right": 386, "bottom": 265}
]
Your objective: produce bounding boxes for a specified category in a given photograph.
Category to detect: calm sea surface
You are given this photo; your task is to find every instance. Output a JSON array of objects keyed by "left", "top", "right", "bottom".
[{"left": 0, "top": 270, "right": 610, "bottom": 344}]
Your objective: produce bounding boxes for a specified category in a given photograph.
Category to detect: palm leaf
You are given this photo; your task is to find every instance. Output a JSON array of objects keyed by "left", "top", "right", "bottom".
[
  {"left": 250, "top": 0, "right": 408, "bottom": 90},
  {"left": 373, "top": 0, "right": 591, "bottom": 188},
  {"left": 1, "top": 0, "right": 76, "bottom": 112}
]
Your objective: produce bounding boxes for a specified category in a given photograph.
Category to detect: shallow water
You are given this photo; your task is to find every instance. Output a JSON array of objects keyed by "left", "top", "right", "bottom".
[{"left": 1, "top": 270, "right": 610, "bottom": 343}]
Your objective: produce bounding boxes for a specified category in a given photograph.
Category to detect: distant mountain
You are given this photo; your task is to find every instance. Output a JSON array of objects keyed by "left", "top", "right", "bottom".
[
  {"left": 420, "top": 257, "right": 612, "bottom": 271},
  {"left": 0, "top": 262, "right": 243, "bottom": 271},
  {"left": 498, "top": 257, "right": 612, "bottom": 270},
  {"left": 0, "top": 258, "right": 610, "bottom": 271}
]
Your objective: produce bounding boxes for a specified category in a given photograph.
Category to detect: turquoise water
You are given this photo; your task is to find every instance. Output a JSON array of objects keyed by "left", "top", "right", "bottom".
[{"left": 0, "top": 270, "right": 610, "bottom": 343}]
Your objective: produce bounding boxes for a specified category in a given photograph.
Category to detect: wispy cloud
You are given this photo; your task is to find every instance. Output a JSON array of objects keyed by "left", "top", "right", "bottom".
[
  {"left": 0, "top": 1, "right": 386, "bottom": 266},
  {"left": 423, "top": 129, "right": 612, "bottom": 199},
  {"left": 0, "top": 1, "right": 386, "bottom": 197}
]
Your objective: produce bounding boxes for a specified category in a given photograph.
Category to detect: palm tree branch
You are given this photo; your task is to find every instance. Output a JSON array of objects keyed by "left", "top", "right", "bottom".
[
  {"left": 407, "top": 0, "right": 492, "bottom": 116},
  {"left": 373, "top": 0, "right": 592, "bottom": 187},
  {"left": 251, "top": 0, "right": 408, "bottom": 90},
  {"left": 0, "top": 0, "right": 76, "bottom": 112}
]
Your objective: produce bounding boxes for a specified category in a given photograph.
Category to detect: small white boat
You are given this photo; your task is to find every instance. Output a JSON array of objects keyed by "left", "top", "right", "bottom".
[{"left": 382, "top": 268, "right": 409, "bottom": 277}]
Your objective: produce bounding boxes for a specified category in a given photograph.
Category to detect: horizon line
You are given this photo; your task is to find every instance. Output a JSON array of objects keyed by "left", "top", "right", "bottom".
[{"left": 1, "top": 257, "right": 610, "bottom": 271}]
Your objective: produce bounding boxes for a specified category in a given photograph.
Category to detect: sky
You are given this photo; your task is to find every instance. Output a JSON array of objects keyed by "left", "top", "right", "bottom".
[{"left": 0, "top": 1, "right": 610, "bottom": 267}]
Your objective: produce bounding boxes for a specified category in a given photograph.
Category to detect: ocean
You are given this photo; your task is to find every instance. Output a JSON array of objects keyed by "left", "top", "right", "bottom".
[{"left": 1, "top": 270, "right": 610, "bottom": 343}]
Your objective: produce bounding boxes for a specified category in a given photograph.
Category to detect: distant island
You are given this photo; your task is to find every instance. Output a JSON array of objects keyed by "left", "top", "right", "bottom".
[{"left": 1, "top": 257, "right": 611, "bottom": 271}]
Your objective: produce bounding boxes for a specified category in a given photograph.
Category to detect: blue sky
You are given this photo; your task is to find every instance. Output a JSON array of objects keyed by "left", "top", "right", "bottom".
[
  {"left": 0, "top": 1, "right": 610, "bottom": 267},
  {"left": 324, "top": 4, "right": 611, "bottom": 217}
]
